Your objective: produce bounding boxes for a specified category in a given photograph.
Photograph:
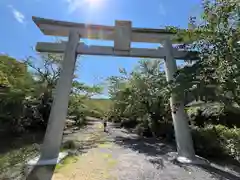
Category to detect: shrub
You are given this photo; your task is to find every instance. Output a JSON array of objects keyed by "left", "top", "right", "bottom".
[
  {"left": 192, "top": 125, "right": 240, "bottom": 160},
  {"left": 121, "top": 118, "right": 138, "bottom": 129},
  {"left": 215, "top": 125, "right": 240, "bottom": 160},
  {"left": 134, "top": 123, "right": 152, "bottom": 137},
  {"left": 0, "top": 95, "right": 51, "bottom": 134},
  {"left": 62, "top": 140, "right": 77, "bottom": 150},
  {"left": 75, "top": 118, "right": 87, "bottom": 127},
  {"left": 154, "top": 122, "right": 174, "bottom": 140},
  {"left": 192, "top": 126, "right": 224, "bottom": 158},
  {"left": 84, "top": 109, "right": 102, "bottom": 119},
  {"left": 186, "top": 102, "right": 240, "bottom": 128}
]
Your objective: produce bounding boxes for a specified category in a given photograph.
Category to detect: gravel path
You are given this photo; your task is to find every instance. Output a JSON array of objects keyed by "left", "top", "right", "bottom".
[
  {"left": 106, "top": 122, "right": 240, "bottom": 180},
  {"left": 29, "top": 119, "right": 240, "bottom": 180}
]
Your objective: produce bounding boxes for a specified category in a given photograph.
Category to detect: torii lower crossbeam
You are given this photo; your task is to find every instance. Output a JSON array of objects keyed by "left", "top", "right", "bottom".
[{"left": 36, "top": 42, "right": 197, "bottom": 59}]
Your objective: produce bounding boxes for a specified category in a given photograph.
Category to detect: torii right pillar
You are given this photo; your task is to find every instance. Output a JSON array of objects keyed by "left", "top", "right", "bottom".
[{"left": 163, "top": 38, "right": 196, "bottom": 162}]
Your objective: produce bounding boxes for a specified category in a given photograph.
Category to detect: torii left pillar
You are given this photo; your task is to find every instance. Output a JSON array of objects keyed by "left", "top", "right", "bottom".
[{"left": 40, "top": 29, "right": 79, "bottom": 162}]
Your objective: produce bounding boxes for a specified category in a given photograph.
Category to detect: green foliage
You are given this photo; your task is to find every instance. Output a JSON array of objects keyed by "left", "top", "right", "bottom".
[
  {"left": 0, "top": 144, "right": 38, "bottom": 174},
  {"left": 0, "top": 54, "right": 63, "bottom": 133},
  {"left": 0, "top": 55, "right": 33, "bottom": 90},
  {"left": 106, "top": 1, "right": 240, "bottom": 160},
  {"left": 72, "top": 81, "right": 103, "bottom": 97},
  {"left": 192, "top": 125, "right": 240, "bottom": 160},
  {"left": 68, "top": 83, "right": 104, "bottom": 124},
  {"left": 0, "top": 54, "right": 103, "bottom": 134},
  {"left": 187, "top": 102, "right": 240, "bottom": 127},
  {"left": 0, "top": 55, "right": 34, "bottom": 131},
  {"left": 174, "top": 0, "right": 240, "bottom": 110},
  {"left": 62, "top": 140, "right": 77, "bottom": 150},
  {"left": 83, "top": 98, "right": 112, "bottom": 117},
  {"left": 216, "top": 125, "right": 240, "bottom": 160},
  {"left": 107, "top": 59, "right": 171, "bottom": 137}
]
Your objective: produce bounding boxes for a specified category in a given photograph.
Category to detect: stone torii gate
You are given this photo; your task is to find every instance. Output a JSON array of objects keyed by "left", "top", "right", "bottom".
[{"left": 32, "top": 16, "right": 198, "bottom": 164}]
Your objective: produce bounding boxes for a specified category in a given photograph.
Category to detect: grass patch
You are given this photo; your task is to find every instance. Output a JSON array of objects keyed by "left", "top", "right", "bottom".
[
  {"left": 55, "top": 155, "right": 79, "bottom": 171},
  {"left": 0, "top": 144, "right": 38, "bottom": 173},
  {"left": 53, "top": 147, "right": 118, "bottom": 180},
  {"left": 102, "top": 153, "right": 112, "bottom": 159},
  {"left": 84, "top": 98, "right": 113, "bottom": 116},
  {"left": 98, "top": 123, "right": 103, "bottom": 129},
  {"left": 98, "top": 142, "right": 113, "bottom": 148},
  {"left": 52, "top": 122, "right": 118, "bottom": 179}
]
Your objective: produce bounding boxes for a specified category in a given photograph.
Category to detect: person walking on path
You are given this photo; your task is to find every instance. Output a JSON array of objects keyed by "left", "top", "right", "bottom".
[{"left": 103, "top": 119, "right": 107, "bottom": 132}]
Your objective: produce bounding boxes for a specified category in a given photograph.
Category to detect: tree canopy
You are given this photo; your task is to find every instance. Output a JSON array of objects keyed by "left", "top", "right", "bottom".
[{"left": 0, "top": 53, "right": 103, "bottom": 133}]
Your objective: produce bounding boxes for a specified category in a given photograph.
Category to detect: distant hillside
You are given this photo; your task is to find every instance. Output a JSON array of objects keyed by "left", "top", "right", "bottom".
[{"left": 84, "top": 98, "right": 113, "bottom": 115}]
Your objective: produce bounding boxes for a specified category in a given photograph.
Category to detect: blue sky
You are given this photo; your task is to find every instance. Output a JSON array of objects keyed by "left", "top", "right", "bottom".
[{"left": 0, "top": 0, "right": 202, "bottom": 98}]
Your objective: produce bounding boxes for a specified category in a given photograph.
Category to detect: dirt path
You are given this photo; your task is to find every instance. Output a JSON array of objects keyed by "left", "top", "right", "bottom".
[{"left": 52, "top": 120, "right": 240, "bottom": 180}]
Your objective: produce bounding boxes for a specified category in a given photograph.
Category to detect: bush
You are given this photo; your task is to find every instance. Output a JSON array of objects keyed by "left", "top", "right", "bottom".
[
  {"left": 215, "top": 125, "right": 240, "bottom": 160},
  {"left": 105, "top": 108, "right": 120, "bottom": 123},
  {"left": 154, "top": 122, "right": 174, "bottom": 140},
  {"left": 192, "top": 125, "right": 240, "bottom": 160},
  {"left": 134, "top": 123, "right": 152, "bottom": 137},
  {"left": 75, "top": 117, "right": 87, "bottom": 127},
  {"left": 62, "top": 140, "right": 77, "bottom": 150},
  {"left": 84, "top": 109, "right": 102, "bottom": 119},
  {"left": 0, "top": 94, "right": 52, "bottom": 134},
  {"left": 121, "top": 118, "right": 138, "bottom": 129},
  {"left": 187, "top": 103, "right": 240, "bottom": 128},
  {"left": 192, "top": 126, "right": 224, "bottom": 158}
]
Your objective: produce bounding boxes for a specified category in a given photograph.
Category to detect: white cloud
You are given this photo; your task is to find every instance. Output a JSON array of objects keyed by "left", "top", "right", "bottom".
[
  {"left": 0, "top": 52, "right": 7, "bottom": 55},
  {"left": 158, "top": 3, "right": 166, "bottom": 16},
  {"left": 8, "top": 5, "right": 25, "bottom": 24},
  {"left": 65, "top": 0, "right": 85, "bottom": 13},
  {"left": 64, "top": 0, "right": 104, "bottom": 13}
]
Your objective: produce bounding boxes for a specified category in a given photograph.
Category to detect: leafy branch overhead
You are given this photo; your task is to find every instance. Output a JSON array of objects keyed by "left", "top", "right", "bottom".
[{"left": 170, "top": 0, "right": 240, "bottom": 112}]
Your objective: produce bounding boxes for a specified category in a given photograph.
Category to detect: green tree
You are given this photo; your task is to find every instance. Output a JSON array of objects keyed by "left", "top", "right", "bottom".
[
  {"left": 0, "top": 55, "right": 34, "bottom": 132},
  {"left": 107, "top": 59, "right": 171, "bottom": 136},
  {"left": 0, "top": 53, "right": 103, "bottom": 133},
  {"left": 174, "top": 0, "right": 240, "bottom": 112},
  {"left": 0, "top": 55, "right": 33, "bottom": 92},
  {"left": 25, "top": 53, "right": 104, "bottom": 125}
]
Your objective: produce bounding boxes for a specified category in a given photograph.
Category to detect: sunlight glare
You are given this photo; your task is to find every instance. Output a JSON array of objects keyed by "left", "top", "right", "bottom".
[{"left": 87, "top": 0, "right": 104, "bottom": 9}]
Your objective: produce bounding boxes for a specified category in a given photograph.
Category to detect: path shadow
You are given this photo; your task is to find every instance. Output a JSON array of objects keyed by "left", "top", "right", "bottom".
[
  {"left": 114, "top": 135, "right": 175, "bottom": 157},
  {"left": 85, "top": 119, "right": 98, "bottom": 126},
  {"left": 207, "top": 157, "right": 240, "bottom": 175},
  {"left": 112, "top": 127, "right": 240, "bottom": 179},
  {"left": 197, "top": 164, "right": 240, "bottom": 180},
  {"left": 170, "top": 157, "right": 240, "bottom": 180},
  {"left": 65, "top": 131, "right": 110, "bottom": 155},
  {"left": 74, "top": 138, "right": 109, "bottom": 154},
  {"left": 113, "top": 132, "right": 176, "bottom": 169}
]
